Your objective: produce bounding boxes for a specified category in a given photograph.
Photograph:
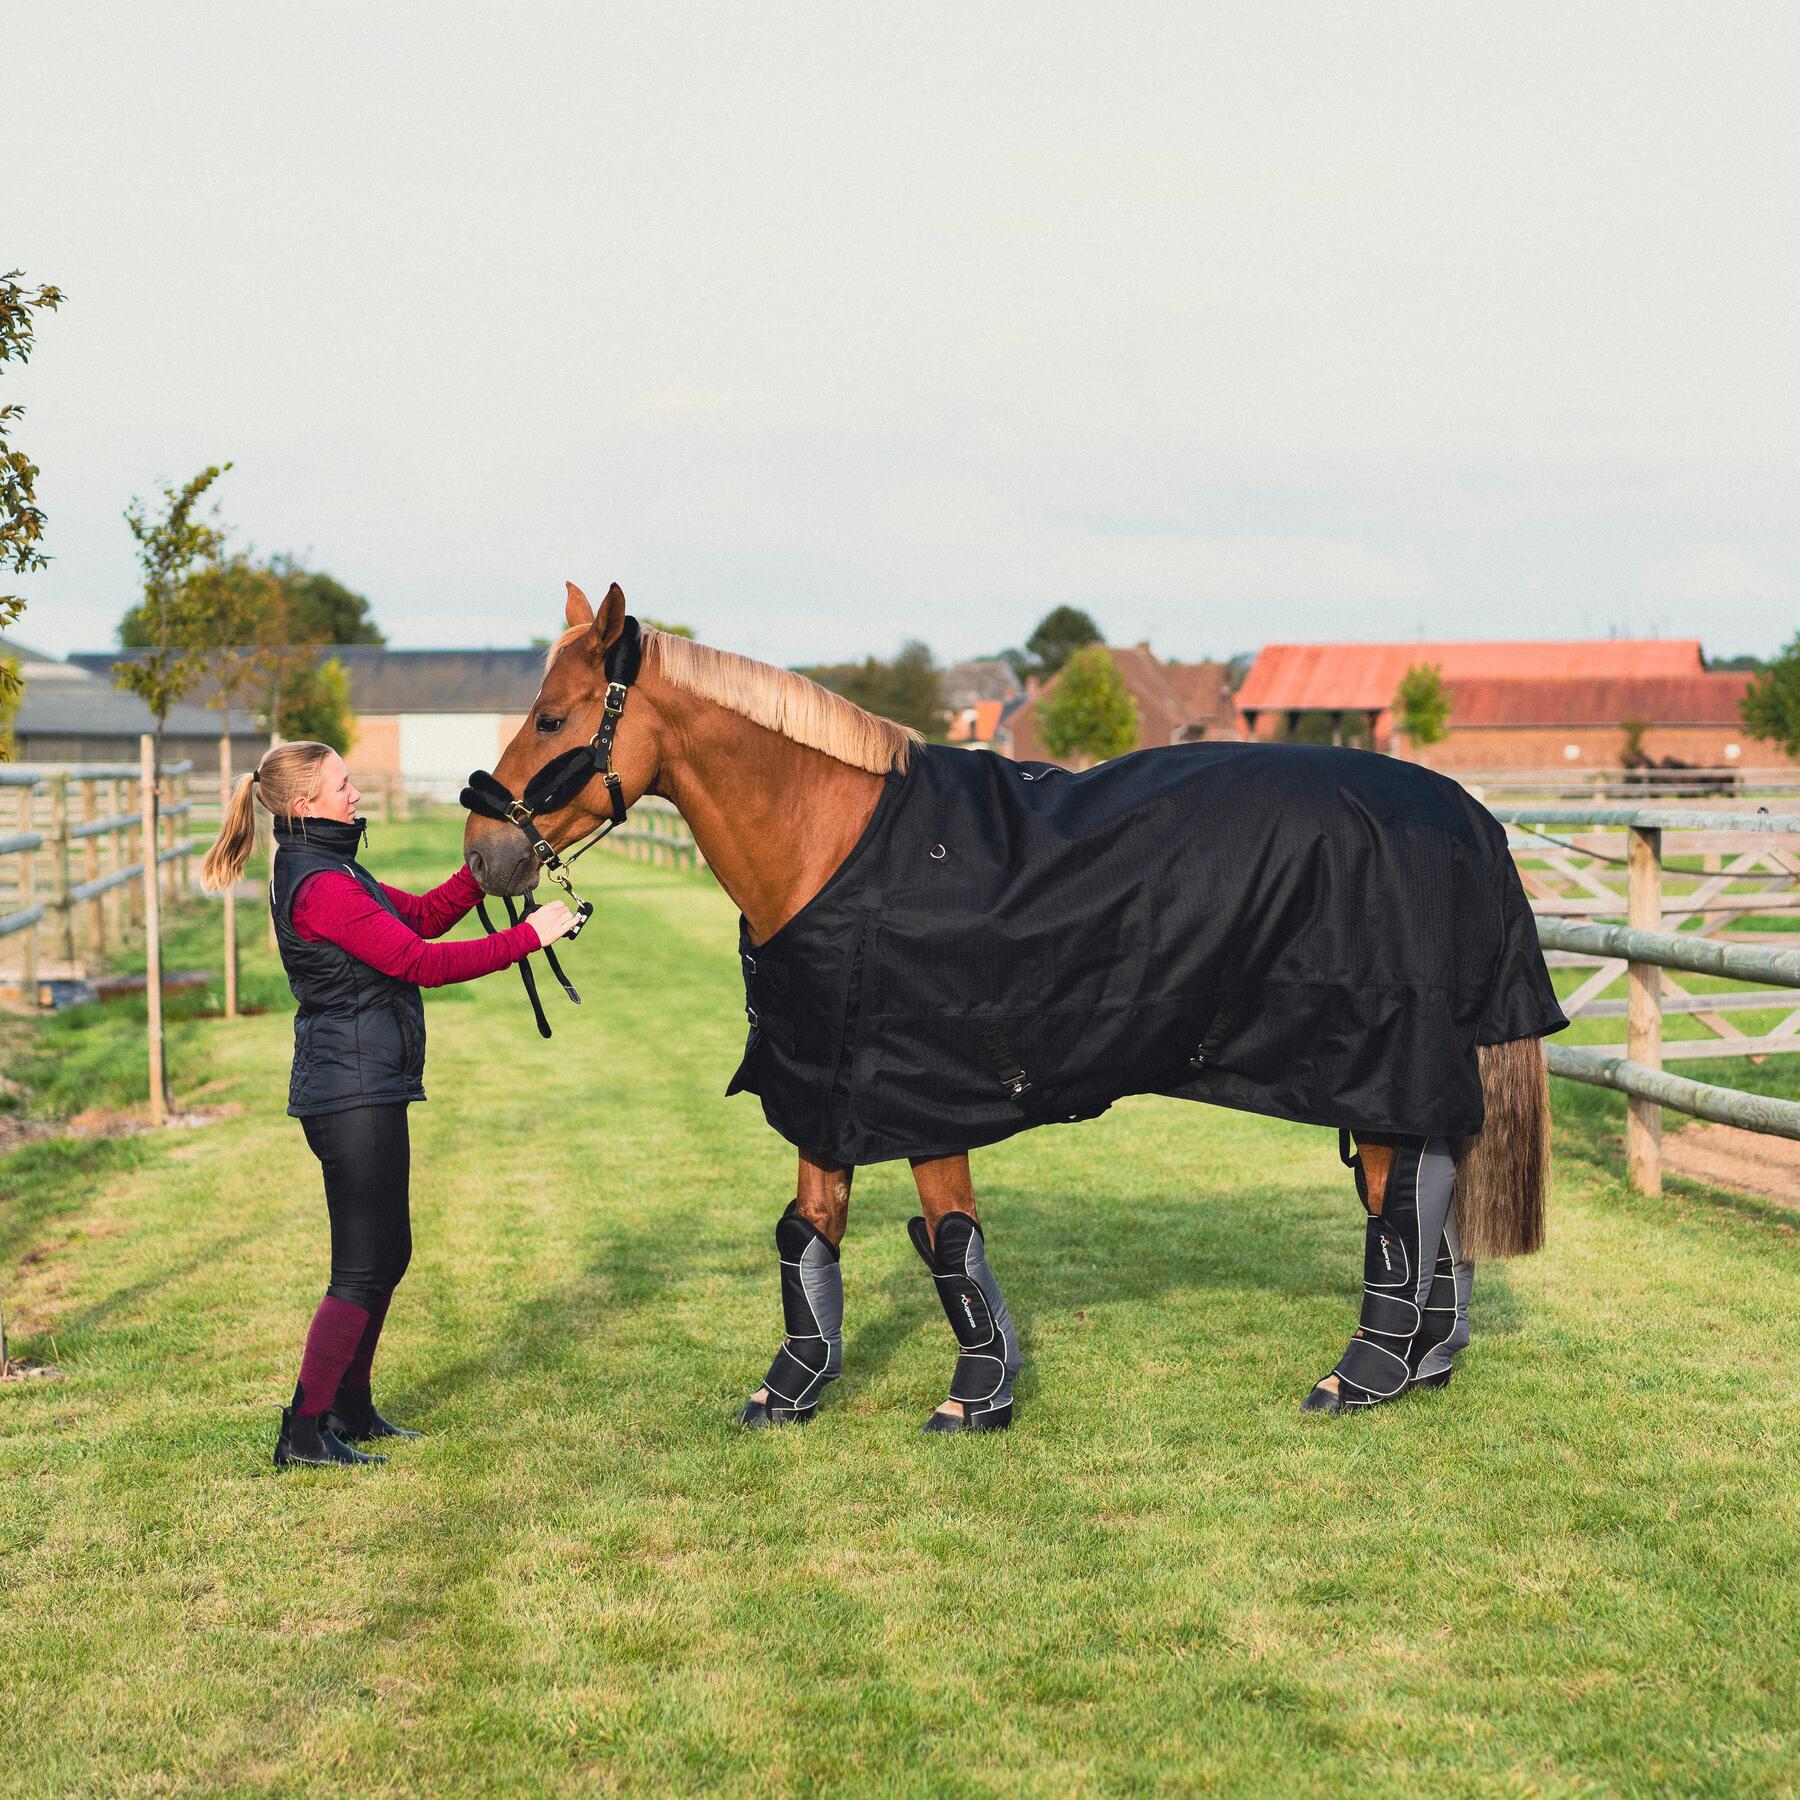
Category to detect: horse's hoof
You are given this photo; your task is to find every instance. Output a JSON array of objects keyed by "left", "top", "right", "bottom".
[
  {"left": 738, "top": 1397, "right": 816, "bottom": 1429},
  {"left": 1300, "top": 1382, "right": 1345, "bottom": 1415},
  {"left": 1407, "top": 1369, "right": 1453, "bottom": 1394},
  {"left": 922, "top": 1401, "right": 1013, "bottom": 1434}
]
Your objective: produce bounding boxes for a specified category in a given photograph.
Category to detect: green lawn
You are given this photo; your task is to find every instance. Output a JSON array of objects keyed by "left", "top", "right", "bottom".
[{"left": 4, "top": 814, "right": 1800, "bottom": 1797}]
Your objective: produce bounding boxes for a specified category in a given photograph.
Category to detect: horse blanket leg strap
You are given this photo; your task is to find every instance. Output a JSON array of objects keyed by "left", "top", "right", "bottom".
[
  {"left": 1312, "top": 1135, "right": 1456, "bottom": 1411},
  {"left": 1410, "top": 1199, "right": 1474, "bottom": 1386},
  {"left": 908, "top": 1210, "right": 1021, "bottom": 1433},
  {"left": 740, "top": 1201, "right": 843, "bottom": 1428}
]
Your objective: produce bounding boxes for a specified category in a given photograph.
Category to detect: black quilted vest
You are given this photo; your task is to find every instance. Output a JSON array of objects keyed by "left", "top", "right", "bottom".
[{"left": 269, "top": 815, "right": 428, "bottom": 1118}]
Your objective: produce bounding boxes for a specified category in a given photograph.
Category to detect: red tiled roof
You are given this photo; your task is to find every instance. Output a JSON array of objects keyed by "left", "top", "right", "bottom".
[
  {"left": 1443, "top": 673, "right": 1752, "bottom": 728},
  {"left": 1237, "top": 640, "right": 1704, "bottom": 714}
]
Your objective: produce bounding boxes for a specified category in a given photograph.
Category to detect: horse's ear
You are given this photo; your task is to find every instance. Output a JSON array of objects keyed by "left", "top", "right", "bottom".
[
  {"left": 564, "top": 581, "right": 594, "bottom": 630},
  {"left": 592, "top": 582, "right": 627, "bottom": 654}
]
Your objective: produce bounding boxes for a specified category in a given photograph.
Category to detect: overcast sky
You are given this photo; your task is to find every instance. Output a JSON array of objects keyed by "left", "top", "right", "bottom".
[{"left": 10, "top": 2, "right": 1797, "bottom": 667}]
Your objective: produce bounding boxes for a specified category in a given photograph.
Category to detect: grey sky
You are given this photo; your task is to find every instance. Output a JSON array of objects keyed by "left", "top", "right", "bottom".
[{"left": 11, "top": 2, "right": 1797, "bottom": 667}]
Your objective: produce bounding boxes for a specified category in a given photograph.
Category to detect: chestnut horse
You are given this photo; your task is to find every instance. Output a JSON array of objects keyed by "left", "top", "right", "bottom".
[{"left": 463, "top": 582, "right": 1552, "bottom": 1431}]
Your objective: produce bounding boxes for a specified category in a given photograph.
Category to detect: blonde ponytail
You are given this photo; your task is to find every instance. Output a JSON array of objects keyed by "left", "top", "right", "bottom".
[
  {"left": 202, "top": 773, "right": 260, "bottom": 892},
  {"left": 199, "top": 741, "right": 335, "bottom": 893}
]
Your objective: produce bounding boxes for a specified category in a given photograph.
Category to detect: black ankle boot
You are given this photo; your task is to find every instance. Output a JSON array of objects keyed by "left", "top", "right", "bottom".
[
  {"left": 275, "top": 1404, "right": 386, "bottom": 1467},
  {"left": 326, "top": 1384, "right": 422, "bottom": 1443}
]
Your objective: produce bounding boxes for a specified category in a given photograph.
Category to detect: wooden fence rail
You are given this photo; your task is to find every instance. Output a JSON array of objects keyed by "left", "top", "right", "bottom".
[
  {"left": 1494, "top": 803, "right": 1800, "bottom": 1194},
  {"left": 0, "top": 759, "right": 196, "bottom": 1004}
]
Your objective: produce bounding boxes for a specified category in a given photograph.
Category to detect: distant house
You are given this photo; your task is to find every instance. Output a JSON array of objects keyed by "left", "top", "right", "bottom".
[
  {"left": 999, "top": 644, "right": 1237, "bottom": 766},
  {"left": 73, "top": 645, "right": 548, "bottom": 795},
  {"left": 5, "top": 635, "right": 265, "bottom": 769},
  {"left": 1233, "top": 639, "right": 1783, "bottom": 770}
]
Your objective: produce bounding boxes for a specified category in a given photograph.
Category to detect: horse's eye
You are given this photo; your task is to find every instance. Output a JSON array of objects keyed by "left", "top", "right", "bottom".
[{"left": 536, "top": 715, "right": 565, "bottom": 735}]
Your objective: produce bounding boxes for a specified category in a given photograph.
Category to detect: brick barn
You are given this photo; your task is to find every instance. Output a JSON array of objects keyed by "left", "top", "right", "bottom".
[{"left": 1235, "top": 639, "right": 1786, "bottom": 772}]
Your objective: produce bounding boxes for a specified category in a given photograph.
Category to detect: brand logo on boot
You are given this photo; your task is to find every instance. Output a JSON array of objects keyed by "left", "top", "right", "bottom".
[{"left": 960, "top": 1295, "right": 980, "bottom": 1334}]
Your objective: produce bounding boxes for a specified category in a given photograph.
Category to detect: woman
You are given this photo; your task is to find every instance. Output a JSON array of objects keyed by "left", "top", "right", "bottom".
[{"left": 202, "top": 741, "right": 579, "bottom": 1469}]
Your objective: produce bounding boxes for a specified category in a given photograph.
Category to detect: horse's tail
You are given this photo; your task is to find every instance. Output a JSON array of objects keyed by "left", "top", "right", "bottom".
[{"left": 1453, "top": 1037, "right": 1550, "bottom": 1259}]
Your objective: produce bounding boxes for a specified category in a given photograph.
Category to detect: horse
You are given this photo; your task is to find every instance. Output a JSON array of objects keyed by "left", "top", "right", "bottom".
[{"left": 462, "top": 582, "right": 1564, "bottom": 1432}]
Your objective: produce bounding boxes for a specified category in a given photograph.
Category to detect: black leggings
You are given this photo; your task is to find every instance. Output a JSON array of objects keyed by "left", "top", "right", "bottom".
[{"left": 301, "top": 1103, "right": 413, "bottom": 1311}]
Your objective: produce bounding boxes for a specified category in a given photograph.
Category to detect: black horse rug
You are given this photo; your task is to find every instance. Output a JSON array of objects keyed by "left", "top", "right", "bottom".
[{"left": 727, "top": 741, "right": 1566, "bottom": 1165}]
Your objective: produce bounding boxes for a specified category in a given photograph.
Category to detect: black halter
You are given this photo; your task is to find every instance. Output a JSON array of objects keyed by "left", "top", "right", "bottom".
[{"left": 459, "top": 616, "right": 644, "bottom": 1037}]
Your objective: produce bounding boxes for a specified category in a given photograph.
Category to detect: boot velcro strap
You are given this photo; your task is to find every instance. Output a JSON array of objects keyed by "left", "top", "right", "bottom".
[
  {"left": 949, "top": 1350, "right": 1008, "bottom": 1405},
  {"left": 1360, "top": 1290, "right": 1420, "bottom": 1340},
  {"left": 763, "top": 1339, "right": 834, "bottom": 1408},
  {"left": 1336, "top": 1332, "right": 1410, "bottom": 1399}
]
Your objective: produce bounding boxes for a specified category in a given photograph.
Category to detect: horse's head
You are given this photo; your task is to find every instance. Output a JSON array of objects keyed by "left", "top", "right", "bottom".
[{"left": 462, "top": 580, "right": 659, "bottom": 895}]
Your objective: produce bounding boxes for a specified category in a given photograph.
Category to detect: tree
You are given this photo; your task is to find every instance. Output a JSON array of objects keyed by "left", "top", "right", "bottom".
[
  {"left": 1619, "top": 717, "right": 1652, "bottom": 767},
  {"left": 1741, "top": 633, "right": 1800, "bottom": 759},
  {"left": 114, "top": 465, "right": 232, "bottom": 762},
  {"left": 1037, "top": 644, "right": 1139, "bottom": 766},
  {"left": 1003, "top": 606, "right": 1104, "bottom": 681},
  {"left": 271, "top": 557, "right": 384, "bottom": 645},
  {"left": 643, "top": 617, "right": 695, "bottom": 639},
  {"left": 801, "top": 640, "right": 946, "bottom": 738},
  {"left": 277, "top": 655, "right": 355, "bottom": 752},
  {"left": 1394, "top": 662, "right": 1450, "bottom": 749},
  {"left": 0, "top": 270, "right": 64, "bottom": 738},
  {"left": 181, "top": 554, "right": 285, "bottom": 734},
  {"left": 0, "top": 645, "right": 18, "bottom": 755}
]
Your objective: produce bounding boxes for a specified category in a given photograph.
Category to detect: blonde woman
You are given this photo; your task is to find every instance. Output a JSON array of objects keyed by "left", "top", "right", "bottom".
[{"left": 203, "top": 742, "right": 578, "bottom": 1468}]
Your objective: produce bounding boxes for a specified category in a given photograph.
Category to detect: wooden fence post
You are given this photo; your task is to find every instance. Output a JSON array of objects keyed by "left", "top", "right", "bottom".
[
  {"left": 175, "top": 767, "right": 191, "bottom": 900},
  {"left": 128, "top": 773, "right": 144, "bottom": 926},
  {"left": 18, "top": 780, "right": 36, "bottom": 1003},
  {"left": 51, "top": 773, "right": 76, "bottom": 973},
  {"left": 1626, "top": 824, "right": 1663, "bottom": 1195},
  {"left": 82, "top": 776, "right": 105, "bottom": 967},
  {"left": 140, "top": 736, "right": 167, "bottom": 1128},
  {"left": 220, "top": 735, "right": 237, "bottom": 1019}
]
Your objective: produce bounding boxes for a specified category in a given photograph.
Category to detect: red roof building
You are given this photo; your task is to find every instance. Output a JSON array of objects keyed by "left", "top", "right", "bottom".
[
  {"left": 1234, "top": 640, "right": 1785, "bottom": 771},
  {"left": 1237, "top": 639, "right": 1705, "bottom": 747}
]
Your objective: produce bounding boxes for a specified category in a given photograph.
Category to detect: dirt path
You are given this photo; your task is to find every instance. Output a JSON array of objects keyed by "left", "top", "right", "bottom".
[{"left": 1665, "top": 1122, "right": 1800, "bottom": 1209}]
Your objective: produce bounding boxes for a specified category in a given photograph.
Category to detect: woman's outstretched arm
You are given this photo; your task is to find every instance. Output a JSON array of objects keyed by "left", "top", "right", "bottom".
[
  {"left": 377, "top": 864, "right": 487, "bottom": 940},
  {"left": 293, "top": 871, "right": 539, "bottom": 988}
]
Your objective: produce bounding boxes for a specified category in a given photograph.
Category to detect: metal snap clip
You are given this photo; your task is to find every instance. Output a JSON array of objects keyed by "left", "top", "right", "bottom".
[{"left": 929, "top": 844, "right": 947, "bottom": 861}]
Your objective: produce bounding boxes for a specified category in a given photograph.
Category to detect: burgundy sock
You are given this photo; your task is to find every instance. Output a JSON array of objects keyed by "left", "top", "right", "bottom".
[
  {"left": 294, "top": 1295, "right": 371, "bottom": 1417},
  {"left": 340, "top": 1288, "right": 394, "bottom": 1394}
]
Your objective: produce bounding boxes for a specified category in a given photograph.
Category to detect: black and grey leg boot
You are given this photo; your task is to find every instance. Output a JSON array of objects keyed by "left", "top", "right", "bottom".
[
  {"left": 739, "top": 1200, "right": 844, "bottom": 1428},
  {"left": 275, "top": 1390, "right": 386, "bottom": 1468},
  {"left": 1303, "top": 1135, "right": 1456, "bottom": 1415},
  {"left": 1407, "top": 1198, "right": 1474, "bottom": 1391},
  {"left": 326, "top": 1384, "right": 423, "bottom": 1443},
  {"left": 910, "top": 1211, "right": 1021, "bottom": 1433}
]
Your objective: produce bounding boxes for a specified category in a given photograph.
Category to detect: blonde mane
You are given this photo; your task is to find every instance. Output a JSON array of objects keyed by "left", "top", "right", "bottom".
[{"left": 547, "top": 626, "right": 919, "bottom": 775}]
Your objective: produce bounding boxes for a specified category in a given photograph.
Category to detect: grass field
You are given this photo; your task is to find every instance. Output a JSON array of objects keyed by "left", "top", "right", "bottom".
[{"left": 4, "top": 813, "right": 1800, "bottom": 1797}]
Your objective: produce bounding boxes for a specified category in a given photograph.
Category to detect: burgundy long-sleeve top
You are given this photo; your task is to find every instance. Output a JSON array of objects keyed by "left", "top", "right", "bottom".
[{"left": 291, "top": 863, "right": 539, "bottom": 987}]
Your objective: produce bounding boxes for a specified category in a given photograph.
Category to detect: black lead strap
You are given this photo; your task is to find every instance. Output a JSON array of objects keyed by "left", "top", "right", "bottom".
[{"left": 461, "top": 617, "right": 645, "bottom": 1038}]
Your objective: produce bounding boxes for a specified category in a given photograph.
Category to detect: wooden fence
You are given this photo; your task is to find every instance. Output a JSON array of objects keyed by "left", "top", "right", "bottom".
[
  {"left": 1493, "top": 803, "right": 1800, "bottom": 1194},
  {"left": 0, "top": 758, "right": 198, "bottom": 1003},
  {"left": 602, "top": 797, "right": 708, "bottom": 872}
]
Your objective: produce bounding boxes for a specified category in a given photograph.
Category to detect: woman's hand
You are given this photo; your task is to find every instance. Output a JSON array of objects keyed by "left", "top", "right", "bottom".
[{"left": 528, "top": 902, "right": 581, "bottom": 947}]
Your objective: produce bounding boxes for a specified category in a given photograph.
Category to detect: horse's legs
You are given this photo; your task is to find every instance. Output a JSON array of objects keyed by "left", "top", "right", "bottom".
[
  {"left": 908, "top": 1153, "right": 1021, "bottom": 1434},
  {"left": 739, "top": 1153, "right": 852, "bottom": 1428},
  {"left": 1303, "top": 1131, "right": 1461, "bottom": 1413}
]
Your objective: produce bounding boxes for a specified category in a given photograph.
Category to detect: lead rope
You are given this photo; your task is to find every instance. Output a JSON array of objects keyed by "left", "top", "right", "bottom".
[{"left": 476, "top": 894, "right": 583, "bottom": 1040}]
